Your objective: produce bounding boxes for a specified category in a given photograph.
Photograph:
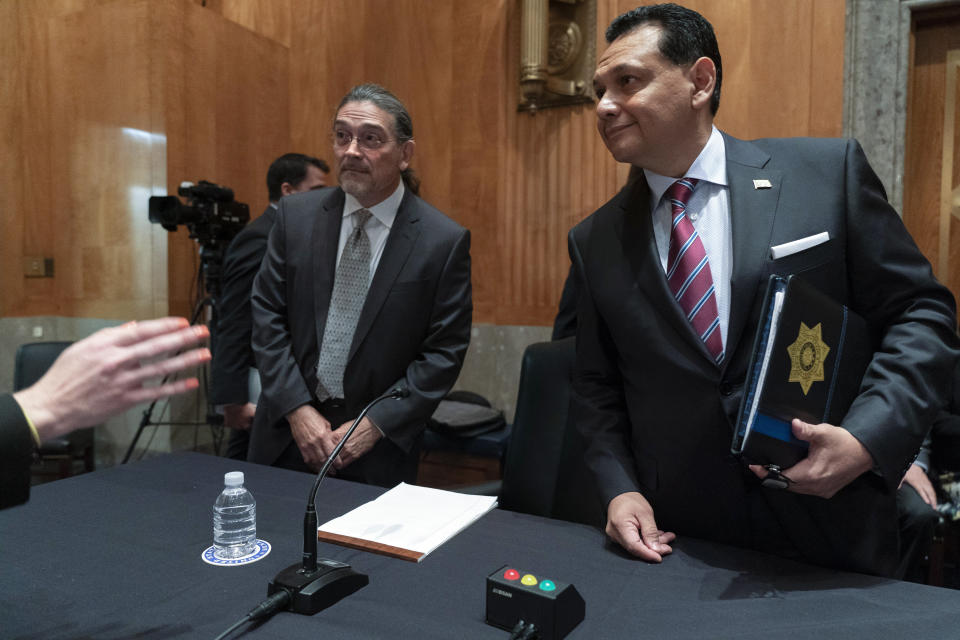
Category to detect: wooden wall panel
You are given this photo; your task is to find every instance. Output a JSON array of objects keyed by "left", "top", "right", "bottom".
[
  {"left": 1, "top": 0, "right": 167, "bottom": 319},
  {"left": 0, "top": 0, "right": 289, "bottom": 320},
  {"left": 904, "top": 6, "right": 960, "bottom": 302},
  {"left": 199, "top": 0, "right": 293, "bottom": 47},
  {"left": 252, "top": 0, "right": 845, "bottom": 326},
  {"left": 290, "top": 0, "right": 511, "bottom": 321},
  {"left": 164, "top": 2, "right": 292, "bottom": 318},
  {"left": 170, "top": 5, "right": 290, "bottom": 315},
  {"left": 0, "top": 1, "right": 25, "bottom": 317},
  {"left": 2, "top": 0, "right": 845, "bottom": 327},
  {"left": 493, "top": 0, "right": 845, "bottom": 325}
]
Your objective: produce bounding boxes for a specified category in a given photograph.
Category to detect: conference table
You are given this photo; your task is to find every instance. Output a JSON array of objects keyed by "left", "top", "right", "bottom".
[{"left": 3, "top": 452, "right": 960, "bottom": 639}]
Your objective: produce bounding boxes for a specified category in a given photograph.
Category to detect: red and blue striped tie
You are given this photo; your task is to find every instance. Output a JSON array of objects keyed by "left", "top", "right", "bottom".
[{"left": 665, "top": 178, "right": 724, "bottom": 364}]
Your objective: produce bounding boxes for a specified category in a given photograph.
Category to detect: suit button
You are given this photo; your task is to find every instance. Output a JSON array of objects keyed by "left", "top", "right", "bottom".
[{"left": 719, "top": 382, "right": 734, "bottom": 396}]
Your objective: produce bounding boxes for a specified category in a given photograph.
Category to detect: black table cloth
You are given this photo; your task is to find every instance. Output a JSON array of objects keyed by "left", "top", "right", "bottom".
[{"left": 2, "top": 451, "right": 959, "bottom": 639}]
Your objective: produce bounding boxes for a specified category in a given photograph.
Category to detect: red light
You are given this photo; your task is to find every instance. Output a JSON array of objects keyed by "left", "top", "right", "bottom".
[{"left": 503, "top": 568, "right": 520, "bottom": 580}]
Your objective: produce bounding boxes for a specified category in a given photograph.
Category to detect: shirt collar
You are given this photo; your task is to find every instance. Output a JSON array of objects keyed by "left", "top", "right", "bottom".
[
  {"left": 643, "top": 126, "right": 728, "bottom": 207},
  {"left": 342, "top": 181, "right": 404, "bottom": 230}
]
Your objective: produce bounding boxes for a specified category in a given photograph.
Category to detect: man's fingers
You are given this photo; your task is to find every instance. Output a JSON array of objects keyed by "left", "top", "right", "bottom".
[
  {"left": 111, "top": 317, "right": 191, "bottom": 346},
  {"left": 611, "top": 522, "right": 664, "bottom": 563},
  {"left": 126, "top": 377, "right": 200, "bottom": 405},
  {"left": 747, "top": 464, "right": 768, "bottom": 480},
  {"left": 791, "top": 418, "right": 817, "bottom": 442},
  {"left": 124, "top": 325, "right": 209, "bottom": 364},
  {"left": 126, "top": 348, "right": 211, "bottom": 383}
]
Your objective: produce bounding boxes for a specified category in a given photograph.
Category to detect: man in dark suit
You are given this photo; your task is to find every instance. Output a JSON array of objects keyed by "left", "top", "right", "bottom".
[
  {"left": 211, "top": 153, "right": 328, "bottom": 460},
  {"left": 249, "top": 84, "right": 472, "bottom": 486},
  {"left": 2, "top": 318, "right": 210, "bottom": 510},
  {"left": 570, "top": 3, "right": 958, "bottom": 576}
]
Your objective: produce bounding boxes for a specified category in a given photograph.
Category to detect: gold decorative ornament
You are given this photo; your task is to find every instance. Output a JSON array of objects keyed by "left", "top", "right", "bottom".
[{"left": 519, "top": 0, "right": 595, "bottom": 113}]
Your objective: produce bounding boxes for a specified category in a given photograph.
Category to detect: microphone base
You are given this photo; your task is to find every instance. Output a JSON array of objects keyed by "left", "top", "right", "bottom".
[{"left": 269, "top": 559, "right": 369, "bottom": 615}]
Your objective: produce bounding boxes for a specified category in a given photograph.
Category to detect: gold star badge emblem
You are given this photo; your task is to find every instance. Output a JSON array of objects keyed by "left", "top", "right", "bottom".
[{"left": 786, "top": 322, "right": 830, "bottom": 395}]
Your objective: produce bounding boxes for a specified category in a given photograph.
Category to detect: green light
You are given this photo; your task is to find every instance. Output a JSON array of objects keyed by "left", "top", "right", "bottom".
[{"left": 539, "top": 579, "right": 556, "bottom": 591}]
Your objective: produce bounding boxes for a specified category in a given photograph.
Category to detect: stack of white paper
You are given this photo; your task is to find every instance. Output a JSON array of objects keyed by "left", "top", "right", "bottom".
[{"left": 318, "top": 483, "right": 498, "bottom": 562}]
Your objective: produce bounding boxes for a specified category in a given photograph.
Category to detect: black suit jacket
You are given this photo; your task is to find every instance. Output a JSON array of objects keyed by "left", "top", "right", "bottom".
[
  {"left": 249, "top": 186, "right": 472, "bottom": 481},
  {"left": 0, "top": 394, "right": 33, "bottom": 510},
  {"left": 211, "top": 204, "right": 277, "bottom": 406},
  {"left": 211, "top": 204, "right": 277, "bottom": 459},
  {"left": 569, "top": 134, "right": 959, "bottom": 576}
]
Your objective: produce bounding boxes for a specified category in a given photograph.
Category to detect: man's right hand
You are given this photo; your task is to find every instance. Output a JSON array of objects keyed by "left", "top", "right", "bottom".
[
  {"left": 606, "top": 491, "right": 676, "bottom": 563},
  {"left": 223, "top": 403, "right": 256, "bottom": 430},
  {"left": 286, "top": 404, "right": 339, "bottom": 470}
]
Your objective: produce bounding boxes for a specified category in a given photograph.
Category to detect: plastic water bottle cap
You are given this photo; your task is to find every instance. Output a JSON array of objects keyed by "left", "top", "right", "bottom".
[{"left": 224, "top": 471, "right": 244, "bottom": 486}]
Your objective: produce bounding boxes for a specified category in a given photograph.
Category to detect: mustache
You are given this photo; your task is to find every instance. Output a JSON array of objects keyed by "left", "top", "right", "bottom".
[{"left": 339, "top": 162, "right": 367, "bottom": 173}]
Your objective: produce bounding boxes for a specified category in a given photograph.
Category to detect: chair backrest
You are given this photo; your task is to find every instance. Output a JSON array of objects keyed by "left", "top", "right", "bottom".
[
  {"left": 14, "top": 341, "right": 73, "bottom": 391},
  {"left": 499, "top": 338, "right": 603, "bottom": 527}
]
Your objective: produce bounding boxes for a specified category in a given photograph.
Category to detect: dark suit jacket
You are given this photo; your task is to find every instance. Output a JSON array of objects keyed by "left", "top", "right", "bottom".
[
  {"left": 0, "top": 394, "right": 33, "bottom": 510},
  {"left": 211, "top": 204, "right": 276, "bottom": 406},
  {"left": 249, "top": 186, "right": 472, "bottom": 482},
  {"left": 211, "top": 205, "right": 277, "bottom": 459},
  {"left": 569, "top": 134, "right": 959, "bottom": 576}
]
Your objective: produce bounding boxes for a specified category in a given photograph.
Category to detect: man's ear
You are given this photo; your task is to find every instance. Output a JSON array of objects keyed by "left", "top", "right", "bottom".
[
  {"left": 280, "top": 181, "right": 296, "bottom": 197},
  {"left": 399, "top": 139, "right": 415, "bottom": 171},
  {"left": 689, "top": 56, "right": 716, "bottom": 111}
]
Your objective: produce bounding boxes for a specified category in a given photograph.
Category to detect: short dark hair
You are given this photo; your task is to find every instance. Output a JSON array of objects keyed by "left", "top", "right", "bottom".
[
  {"left": 607, "top": 3, "right": 722, "bottom": 115},
  {"left": 266, "top": 153, "right": 329, "bottom": 202},
  {"left": 336, "top": 83, "right": 420, "bottom": 196}
]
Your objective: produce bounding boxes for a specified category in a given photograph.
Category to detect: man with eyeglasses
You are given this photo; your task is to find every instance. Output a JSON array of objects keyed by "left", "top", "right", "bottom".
[{"left": 248, "top": 84, "right": 472, "bottom": 486}]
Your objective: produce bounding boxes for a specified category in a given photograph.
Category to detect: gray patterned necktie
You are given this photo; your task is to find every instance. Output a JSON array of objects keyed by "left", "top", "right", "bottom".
[{"left": 316, "top": 209, "right": 373, "bottom": 400}]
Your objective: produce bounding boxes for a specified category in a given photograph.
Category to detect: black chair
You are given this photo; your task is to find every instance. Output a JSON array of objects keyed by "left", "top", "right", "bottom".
[
  {"left": 463, "top": 338, "right": 603, "bottom": 528},
  {"left": 14, "top": 341, "right": 95, "bottom": 480}
]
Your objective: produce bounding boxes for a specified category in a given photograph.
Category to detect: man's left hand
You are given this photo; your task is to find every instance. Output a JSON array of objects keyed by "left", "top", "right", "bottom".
[
  {"left": 901, "top": 463, "right": 938, "bottom": 507},
  {"left": 330, "top": 417, "right": 382, "bottom": 469},
  {"left": 749, "top": 418, "right": 873, "bottom": 498}
]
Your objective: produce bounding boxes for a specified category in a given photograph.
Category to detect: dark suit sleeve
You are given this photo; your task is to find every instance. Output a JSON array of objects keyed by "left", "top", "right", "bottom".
[
  {"left": 251, "top": 205, "right": 315, "bottom": 424},
  {"left": 552, "top": 263, "right": 579, "bottom": 341},
  {"left": 366, "top": 229, "right": 473, "bottom": 451},
  {"left": 568, "top": 229, "right": 640, "bottom": 507},
  {"left": 1, "top": 394, "right": 34, "bottom": 510},
  {"left": 210, "top": 222, "right": 268, "bottom": 406},
  {"left": 838, "top": 140, "right": 960, "bottom": 492}
]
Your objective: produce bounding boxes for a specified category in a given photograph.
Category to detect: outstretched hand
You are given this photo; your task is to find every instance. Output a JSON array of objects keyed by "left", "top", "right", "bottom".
[{"left": 13, "top": 317, "right": 211, "bottom": 440}]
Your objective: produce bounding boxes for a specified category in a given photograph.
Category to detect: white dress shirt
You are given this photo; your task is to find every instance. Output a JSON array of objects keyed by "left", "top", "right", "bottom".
[
  {"left": 339, "top": 181, "right": 404, "bottom": 283},
  {"left": 643, "top": 126, "right": 731, "bottom": 347}
]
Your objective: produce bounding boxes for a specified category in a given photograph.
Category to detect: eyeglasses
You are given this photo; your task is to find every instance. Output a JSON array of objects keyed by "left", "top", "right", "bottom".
[{"left": 331, "top": 128, "right": 394, "bottom": 151}]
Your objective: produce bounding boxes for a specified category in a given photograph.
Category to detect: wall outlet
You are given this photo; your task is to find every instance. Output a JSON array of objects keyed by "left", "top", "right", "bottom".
[{"left": 23, "top": 257, "right": 54, "bottom": 278}]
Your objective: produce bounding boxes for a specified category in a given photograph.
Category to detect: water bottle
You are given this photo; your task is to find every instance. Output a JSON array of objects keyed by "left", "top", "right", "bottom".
[{"left": 213, "top": 471, "right": 257, "bottom": 559}]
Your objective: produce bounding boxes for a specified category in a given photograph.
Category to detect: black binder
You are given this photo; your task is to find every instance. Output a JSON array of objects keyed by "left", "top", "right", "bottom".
[{"left": 731, "top": 275, "right": 871, "bottom": 470}]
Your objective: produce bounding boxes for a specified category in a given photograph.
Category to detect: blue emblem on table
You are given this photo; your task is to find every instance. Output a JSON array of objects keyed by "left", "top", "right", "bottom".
[{"left": 201, "top": 539, "right": 271, "bottom": 566}]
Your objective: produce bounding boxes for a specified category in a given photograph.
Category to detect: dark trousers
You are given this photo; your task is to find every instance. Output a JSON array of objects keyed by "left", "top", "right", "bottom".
[
  {"left": 224, "top": 429, "right": 250, "bottom": 461},
  {"left": 897, "top": 482, "right": 940, "bottom": 583}
]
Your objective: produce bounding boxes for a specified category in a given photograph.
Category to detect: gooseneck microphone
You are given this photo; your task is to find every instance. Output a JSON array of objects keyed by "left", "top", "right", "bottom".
[
  {"left": 269, "top": 386, "right": 409, "bottom": 615},
  {"left": 214, "top": 387, "right": 409, "bottom": 640}
]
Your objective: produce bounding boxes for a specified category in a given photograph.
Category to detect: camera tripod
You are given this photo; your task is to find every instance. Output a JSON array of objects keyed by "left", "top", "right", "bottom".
[{"left": 121, "top": 245, "right": 226, "bottom": 463}]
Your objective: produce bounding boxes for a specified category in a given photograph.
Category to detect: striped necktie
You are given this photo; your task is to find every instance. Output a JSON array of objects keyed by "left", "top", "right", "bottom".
[{"left": 665, "top": 178, "right": 724, "bottom": 364}]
